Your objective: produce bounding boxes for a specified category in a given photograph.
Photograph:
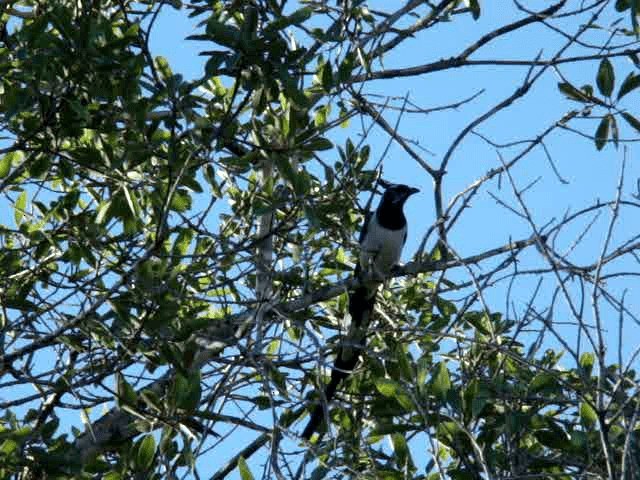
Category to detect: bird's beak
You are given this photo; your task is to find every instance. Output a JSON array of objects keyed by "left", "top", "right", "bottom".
[{"left": 408, "top": 187, "right": 420, "bottom": 196}]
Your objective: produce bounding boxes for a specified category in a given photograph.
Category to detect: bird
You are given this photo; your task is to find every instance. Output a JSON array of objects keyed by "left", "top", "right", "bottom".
[
  {"left": 301, "top": 182, "right": 419, "bottom": 440},
  {"left": 358, "top": 183, "right": 420, "bottom": 280}
]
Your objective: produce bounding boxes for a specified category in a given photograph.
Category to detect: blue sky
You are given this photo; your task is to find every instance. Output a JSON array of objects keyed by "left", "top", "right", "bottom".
[{"left": 2, "top": 2, "right": 639, "bottom": 479}]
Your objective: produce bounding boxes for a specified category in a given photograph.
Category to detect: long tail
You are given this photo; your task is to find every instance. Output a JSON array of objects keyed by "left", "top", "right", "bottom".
[{"left": 301, "top": 285, "right": 376, "bottom": 439}]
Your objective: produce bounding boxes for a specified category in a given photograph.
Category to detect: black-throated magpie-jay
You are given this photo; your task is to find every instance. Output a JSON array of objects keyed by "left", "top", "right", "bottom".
[
  {"left": 301, "top": 182, "right": 419, "bottom": 440},
  {"left": 358, "top": 183, "right": 420, "bottom": 279}
]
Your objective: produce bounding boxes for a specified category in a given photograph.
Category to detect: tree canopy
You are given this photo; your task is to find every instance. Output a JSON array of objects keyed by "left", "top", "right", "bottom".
[{"left": 1, "top": 0, "right": 640, "bottom": 479}]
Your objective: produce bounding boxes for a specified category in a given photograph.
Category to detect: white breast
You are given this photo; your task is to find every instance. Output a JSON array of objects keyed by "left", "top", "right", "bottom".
[{"left": 359, "top": 215, "right": 407, "bottom": 278}]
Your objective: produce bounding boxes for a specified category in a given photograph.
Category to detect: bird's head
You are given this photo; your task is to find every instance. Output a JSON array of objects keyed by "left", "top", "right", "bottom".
[{"left": 381, "top": 183, "right": 420, "bottom": 207}]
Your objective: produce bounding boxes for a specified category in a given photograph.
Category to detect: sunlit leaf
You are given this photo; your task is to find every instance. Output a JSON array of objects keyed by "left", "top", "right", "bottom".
[
  {"left": 390, "top": 433, "right": 411, "bottom": 469},
  {"left": 0, "top": 439, "right": 18, "bottom": 455},
  {"left": 14, "top": 190, "right": 27, "bottom": 225},
  {"left": 580, "top": 402, "right": 598, "bottom": 427},
  {"left": 529, "top": 372, "right": 558, "bottom": 393},
  {"left": 431, "top": 362, "right": 451, "bottom": 400},
  {"left": 375, "top": 378, "right": 413, "bottom": 410},
  {"left": 136, "top": 435, "right": 156, "bottom": 471},
  {"left": 0, "top": 152, "right": 15, "bottom": 178},
  {"left": 238, "top": 456, "right": 254, "bottom": 480}
]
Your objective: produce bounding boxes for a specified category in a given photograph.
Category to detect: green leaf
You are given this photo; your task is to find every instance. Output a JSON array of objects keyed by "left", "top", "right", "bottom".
[
  {"left": 314, "top": 105, "right": 329, "bottom": 127},
  {"left": 29, "top": 155, "right": 49, "bottom": 178},
  {"left": 320, "top": 61, "right": 333, "bottom": 92},
  {"left": 154, "top": 56, "right": 173, "bottom": 80},
  {"left": 579, "top": 352, "right": 595, "bottom": 376},
  {"left": 0, "top": 153, "right": 14, "bottom": 178},
  {"left": 15, "top": 190, "right": 27, "bottom": 225},
  {"left": 116, "top": 373, "right": 137, "bottom": 407},
  {"left": 470, "top": 381, "right": 490, "bottom": 418},
  {"left": 265, "top": 7, "right": 312, "bottom": 33},
  {"left": 393, "top": 345, "right": 413, "bottom": 382},
  {"left": 40, "top": 418, "right": 59, "bottom": 440},
  {"left": 617, "top": 72, "right": 640, "bottom": 99},
  {"left": 279, "top": 76, "right": 306, "bottom": 108},
  {"left": 557, "top": 82, "right": 591, "bottom": 102},
  {"left": 570, "top": 430, "right": 588, "bottom": 450},
  {"left": 622, "top": 111, "right": 640, "bottom": 133},
  {"left": 616, "top": 0, "right": 630, "bottom": 11},
  {"left": 463, "top": 311, "right": 491, "bottom": 335},
  {"left": 535, "top": 429, "right": 568, "bottom": 449},
  {"left": 175, "top": 371, "right": 202, "bottom": 412},
  {"left": 274, "top": 154, "right": 308, "bottom": 195},
  {"left": 596, "top": 58, "right": 615, "bottom": 97},
  {"left": 136, "top": 435, "right": 156, "bottom": 471},
  {"left": 436, "top": 421, "right": 464, "bottom": 446},
  {"left": 376, "top": 378, "right": 399, "bottom": 397},
  {"left": 238, "top": 456, "right": 254, "bottom": 480},
  {"left": 171, "top": 190, "right": 192, "bottom": 212},
  {"left": 205, "top": 53, "right": 229, "bottom": 77},
  {"left": 468, "top": 0, "right": 481, "bottom": 19},
  {"left": 594, "top": 115, "right": 611, "bottom": 150},
  {"left": 431, "top": 362, "right": 451, "bottom": 400},
  {"left": 95, "top": 201, "right": 111, "bottom": 225},
  {"left": 338, "top": 53, "right": 355, "bottom": 83},
  {"left": 371, "top": 423, "right": 416, "bottom": 436},
  {"left": 173, "top": 228, "right": 194, "bottom": 256},
  {"left": 375, "top": 378, "right": 413, "bottom": 410},
  {"left": 122, "top": 186, "right": 139, "bottom": 217},
  {"left": 417, "top": 356, "right": 430, "bottom": 387},
  {"left": 435, "top": 297, "right": 457, "bottom": 318},
  {"left": 390, "top": 433, "right": 411, "bottom": 469},
  {"left": 310, "top": 466, "right": 330, "bottom": 480},
  {"left": 580, "top": 402, "right": 598, "bottom": 427},
  {"left": 529, "top": 372, "right": 558, "bottom": 393},
  {"left": 0, "top": 439, "right": 18, "bottom": 455},
  {"left": 206, "top": 19, "right": 240, "bottom": 48},
  {"left": 579, "top": 352, "right": 595, "bottom": 369},
  {"left": 304, "top": 137, "right": 333, "bottom": 151}
]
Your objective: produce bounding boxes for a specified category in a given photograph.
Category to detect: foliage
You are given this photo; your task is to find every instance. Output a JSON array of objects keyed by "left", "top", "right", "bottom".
[{"left": 1, "top": 1, "right": 640, "bottom": 479}]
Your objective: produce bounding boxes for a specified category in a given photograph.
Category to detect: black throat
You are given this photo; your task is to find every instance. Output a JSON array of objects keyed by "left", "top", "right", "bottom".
[{"left": 376, "top": 199, "right": 407, "bottom": 230}]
